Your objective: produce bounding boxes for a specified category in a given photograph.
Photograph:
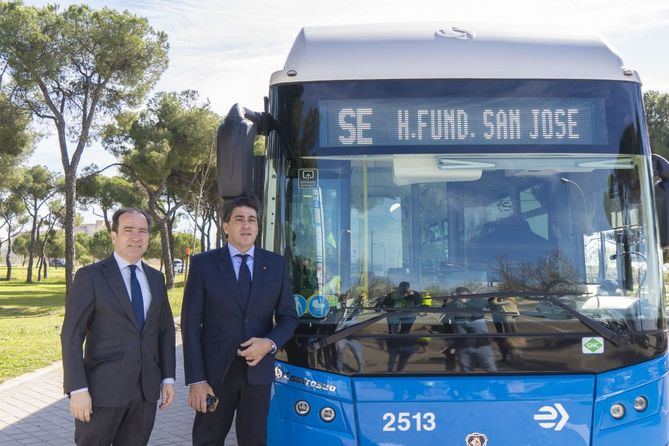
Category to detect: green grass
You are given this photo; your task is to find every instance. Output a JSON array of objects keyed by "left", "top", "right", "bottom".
[
  {"left": 168, "top": 275, "right": 185, "bottom": 317},
  {"left": 0, "top": 267, "right": 67, "bottom": 383},
  {"left": 0, "top": 265, "right": 184, "bottom": 384}
]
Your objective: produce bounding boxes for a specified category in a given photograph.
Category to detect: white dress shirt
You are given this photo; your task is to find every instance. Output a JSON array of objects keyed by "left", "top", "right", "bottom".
[
  {"left": 114, "top": 252, "right": 152, "bottom": 318},
  {"left": 228, "top": 243, "right": 255, "bottom": 280}
]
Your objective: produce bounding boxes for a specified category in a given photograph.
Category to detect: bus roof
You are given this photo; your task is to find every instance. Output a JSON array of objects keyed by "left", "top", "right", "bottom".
[{"left": 270, "top": 23, "right": 639, "bottom": 86}]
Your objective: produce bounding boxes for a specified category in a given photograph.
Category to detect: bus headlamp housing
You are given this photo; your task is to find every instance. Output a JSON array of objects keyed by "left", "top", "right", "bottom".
[
  {"left": 597, "top": 375, "right": 663, "bottom": 431},
  {"left": 320, "top": 406, "right": 336, "bottom": 423},
  {"left": 610, "top": 403, "right": 626, "bottom": 419},
  {"left": 295, "top": 400, "right": 310, "bottom": 416},
  {"left": 633, "top": 396, "right": 648, "bottom": 412}
]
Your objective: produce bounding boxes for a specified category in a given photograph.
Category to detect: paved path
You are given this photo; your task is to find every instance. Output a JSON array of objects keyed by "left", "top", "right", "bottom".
[{"left": 0, "top": 341, "right": 238, "bottom": 445}]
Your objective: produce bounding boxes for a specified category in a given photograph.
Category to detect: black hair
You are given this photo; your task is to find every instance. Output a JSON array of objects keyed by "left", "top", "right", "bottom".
[
  {"left": 111, "top": 208, "right": 152, "bottom": 232},
  {"left": 221, "top": 195, "right": 262, "bottom": 223}
]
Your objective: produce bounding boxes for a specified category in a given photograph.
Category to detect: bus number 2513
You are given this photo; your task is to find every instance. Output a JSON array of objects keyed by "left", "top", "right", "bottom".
[{"left": 382, "top": 412, "right": 437, "bottom": 432}]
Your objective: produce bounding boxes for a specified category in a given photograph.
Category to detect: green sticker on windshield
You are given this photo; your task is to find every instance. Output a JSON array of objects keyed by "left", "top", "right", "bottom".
[{"left": 582, "top": 337, "right": 604, "bottom": 354}]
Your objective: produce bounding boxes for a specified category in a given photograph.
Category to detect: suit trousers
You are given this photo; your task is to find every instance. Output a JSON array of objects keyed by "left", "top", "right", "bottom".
[
  {"left": 74, "top": 381, "right": 157, "bottom": 446},
  {"left": 192, "top": 357, "right": 272, "bottom": 446}
]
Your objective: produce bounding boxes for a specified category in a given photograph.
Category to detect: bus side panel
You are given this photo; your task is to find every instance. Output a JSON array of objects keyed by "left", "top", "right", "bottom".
[
  {"left": 268, "top": 362, "right": 358, "bottom": 445},
  {"left": 267, "top": 386, "right": 358, "bottom": 445}
]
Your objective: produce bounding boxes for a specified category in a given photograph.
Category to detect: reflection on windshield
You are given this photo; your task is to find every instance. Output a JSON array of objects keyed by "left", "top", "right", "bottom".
[
  {"left": 286, "top": 155, "right": 657, "bottom": 313},
  {"left": 442, "top": 287, "right": 497, "bottom": 372},
  {"left": 380, "top": 281, "right": 425, "bottom": 372},
  {"left": 278, "top": 154, "right": 663, "bottom": 374}
]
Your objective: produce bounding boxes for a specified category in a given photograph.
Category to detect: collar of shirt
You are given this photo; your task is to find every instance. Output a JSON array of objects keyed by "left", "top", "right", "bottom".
[
  {"left": 227, "top": 243, "right": 254, "bottom": 280},
  {"left": 113, "top": 251, "right": 152, "bottom": 317},
  {"left": 227, "top": 243, "right": 255, "bottom": 259},
  {"left": 113, "top": 251, "right": 145, "bottom": 274}
]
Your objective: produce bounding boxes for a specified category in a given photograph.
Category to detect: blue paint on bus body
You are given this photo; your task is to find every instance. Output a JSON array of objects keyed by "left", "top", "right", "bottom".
[{"left": 268, "top": 357, "right": 668, "bottom": 445}]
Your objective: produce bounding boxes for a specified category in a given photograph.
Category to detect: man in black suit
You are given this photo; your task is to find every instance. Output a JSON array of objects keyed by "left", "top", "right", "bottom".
[
  {"left": 182, "top": 195, "right": 298, "bottom": 446},
  {"left": 61, "top": 208, "right": 176, "bottom": 446}
]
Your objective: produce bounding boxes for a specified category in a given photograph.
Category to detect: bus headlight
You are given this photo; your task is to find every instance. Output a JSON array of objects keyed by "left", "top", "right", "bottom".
[
  {"left": 610, "top": 403, "right": 626, "bottom": 419},
  {"left": 294, "top": 400, "right": 310, "bottom": 416},
  {"left": 633, "top": 396, "right": 648, "bottom": 412},
  {"left": 319, "top": 406, "right": 336, "bottom": 423}
]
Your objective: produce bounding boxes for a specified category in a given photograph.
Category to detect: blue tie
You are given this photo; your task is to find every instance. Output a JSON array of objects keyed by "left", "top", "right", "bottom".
[
  {"left": 128, "top": 265, "right": 145, "bottom": 330},
  {"left": 236, "top": 254, "right": 252, "bottom": 304}
]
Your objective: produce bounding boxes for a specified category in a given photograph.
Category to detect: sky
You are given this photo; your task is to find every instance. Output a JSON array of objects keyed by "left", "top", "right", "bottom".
[{"left": 20, "top": 0, "right": 669, "bottom": 221}]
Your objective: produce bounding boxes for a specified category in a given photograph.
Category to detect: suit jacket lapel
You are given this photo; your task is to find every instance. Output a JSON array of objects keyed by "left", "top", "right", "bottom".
[
  {"left": 100, "top": 255, "right": 141, "bottom": 331},
  {"left": 247, "top": 248, "right": 266, "bottom": 312},
  {"left": 218, "top": 244, "right": 245, "bottom": 310},
  {"left": 143, "top": 262, "right": 162, "bottom": 327}
]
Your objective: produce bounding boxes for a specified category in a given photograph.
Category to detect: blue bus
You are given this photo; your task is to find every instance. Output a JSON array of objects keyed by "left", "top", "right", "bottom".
[{"left": 217, "top": 23, "right": 669, "bottom": 446}]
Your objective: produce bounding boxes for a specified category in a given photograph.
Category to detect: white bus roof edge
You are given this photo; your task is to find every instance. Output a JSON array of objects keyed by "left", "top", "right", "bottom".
[{"left": 270, "top": 23, "right": 639, "bottom": 85}]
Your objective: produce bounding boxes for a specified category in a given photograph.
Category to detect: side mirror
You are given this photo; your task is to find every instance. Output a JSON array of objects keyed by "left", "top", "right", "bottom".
[
  {"left": 217, "top": 104, "right": 258, "bottom": 198},
  {"left": 217, "top": 104, "right": 281, "bottom": 198},
  {"left": 652, "top": 154, "right": 669, "bottom": 249}
]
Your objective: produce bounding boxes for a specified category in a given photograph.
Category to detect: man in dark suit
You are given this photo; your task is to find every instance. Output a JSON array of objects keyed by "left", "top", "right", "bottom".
[
  {"left": 182, "top": 195, "right": 298, "bottom": 446},
  {"left": 61, "top": 208, "right": 176, "bottom": 446}
]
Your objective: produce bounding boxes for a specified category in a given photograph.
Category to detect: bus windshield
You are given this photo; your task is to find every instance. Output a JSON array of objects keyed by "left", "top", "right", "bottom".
[{"left": 267, "top": 79, "right": 666, "bottom": 374}]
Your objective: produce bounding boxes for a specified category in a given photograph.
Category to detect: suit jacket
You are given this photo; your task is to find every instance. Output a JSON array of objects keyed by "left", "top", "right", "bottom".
[
  {"left": 181, "top": 244, "right": 298, "bottom": 386},
  {"left": 61, "top": 255, "right": 176, "bottom": 407}
]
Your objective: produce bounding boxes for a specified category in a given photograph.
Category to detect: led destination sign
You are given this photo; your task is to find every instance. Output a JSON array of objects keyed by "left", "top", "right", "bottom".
[{"left": 319, "top": 98, "right": 607, "bottom": 148}]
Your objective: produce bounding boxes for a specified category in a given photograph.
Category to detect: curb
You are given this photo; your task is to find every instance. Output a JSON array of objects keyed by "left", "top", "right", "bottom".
[
  {"left": 0, "top": 317, "right": 182, "bottom": 393},
  {"left": 0, "top": 361, "right": 63, "bottom": 393}
]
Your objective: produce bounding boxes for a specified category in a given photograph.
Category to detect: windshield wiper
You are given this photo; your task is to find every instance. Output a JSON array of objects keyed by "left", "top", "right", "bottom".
[
  {"left": 307, "top": 291, "right": 633, "bottom": 351},
  {"left": 521, "top": 294, "right": 632, "bottom": 346},
  {"left": 431, "top": 291, "right": 584, "bottom": 301},
  {"left": 307, "top": 311, "right": 391, "bottom": 352},
  {"left": 432, "top": 291, "right": 632, "bottom": 346},
  {"left": 307, "top": 307, "right": 445, "bottom": 352}
]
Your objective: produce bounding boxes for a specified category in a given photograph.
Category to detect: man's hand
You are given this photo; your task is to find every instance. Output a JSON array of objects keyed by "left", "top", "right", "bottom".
[
  {"left": 188, "top": 382, "right": 214, "bottom": 413},
  {"left": 70, "top": 391, "right": 93, "bottom": 422},
  {"left": 159, "top": 383, "right": 175, "bottom": 410},
  {"left": 237, "top": 337, "right": 273, "bottom": 366}
]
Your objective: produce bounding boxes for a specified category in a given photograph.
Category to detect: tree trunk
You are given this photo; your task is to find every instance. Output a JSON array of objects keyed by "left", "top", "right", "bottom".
[
  {"left": 41, "top": 234, "right": 49, "bottom": 280},
  {"left": 198, "top": 213, "right": 205, "bottom": 253},
  {"left": 64, "top": 170, "right": 77, "bottom": 295},
  {"left": 202, "top": 214, "right": 209, "bottom": 251},
  {"left": 148, "top": 194, "right": 174, "bottom": 289},
  {"left": 5, "top": 222, "right": 12, "bottom": 281},
  {"left": 41, "top": 218, "right": 55, "bottom": 280},
  {"left": 158, "top": 219, "right": 174, "bottom": 288},
  {"left": 207, "top": 213, "right": 213, "bottom": 250},
  {"left": 103, "top": 207, "right": 111, "bottom": 232},
  {"left": 215, "top": 202, "right": 223, "bottom": 249},
  {"left": 36, "top": 223, "right": 43, "bottom": 281},
  {"left": 167, "top": 218, "right": 175, "bottom": 261},
  {"left": 25, "top": 201, "right": 38, "bottom": 283}
]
